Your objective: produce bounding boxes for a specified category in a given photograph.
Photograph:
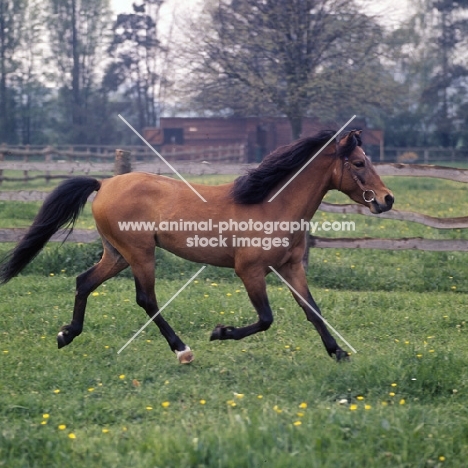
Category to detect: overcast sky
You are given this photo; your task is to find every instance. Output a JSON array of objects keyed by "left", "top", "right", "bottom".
[{"left": 110, "top": 0, "right": 412, "bottom": 30}]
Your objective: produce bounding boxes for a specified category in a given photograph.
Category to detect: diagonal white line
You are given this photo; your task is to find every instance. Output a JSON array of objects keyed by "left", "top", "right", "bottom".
[
  {"left": 117, "top": 265, "right": 206, "bottom": 354},
  {"left": 267, "top": 115, "right": 356, "bottom": 202},
  {"left": 118, "top": 114, "right": 207, "bottom": 202},
  {"left": 268, "top": 266, "right": 357, "bottom": 354}
]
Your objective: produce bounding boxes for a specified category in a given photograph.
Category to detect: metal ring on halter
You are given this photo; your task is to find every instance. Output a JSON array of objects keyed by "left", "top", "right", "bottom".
[{"left": 363, "top": 189, "right": 375, "bottom": 203}]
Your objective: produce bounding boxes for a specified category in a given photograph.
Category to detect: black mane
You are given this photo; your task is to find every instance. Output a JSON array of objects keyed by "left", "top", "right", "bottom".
[{"left": 231, "top": 129, "right": 362, "bottom": 204}]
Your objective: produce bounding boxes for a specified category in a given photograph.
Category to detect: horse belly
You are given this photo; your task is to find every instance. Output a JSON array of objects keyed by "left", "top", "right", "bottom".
[{"left": 156, "top": 231, "right": 235, "bottom": 268}]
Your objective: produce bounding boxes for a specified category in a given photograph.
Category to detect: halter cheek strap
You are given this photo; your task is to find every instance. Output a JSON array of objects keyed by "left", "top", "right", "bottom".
[{"left": 342, "top": 157, "right": 375, "bottom": 203}]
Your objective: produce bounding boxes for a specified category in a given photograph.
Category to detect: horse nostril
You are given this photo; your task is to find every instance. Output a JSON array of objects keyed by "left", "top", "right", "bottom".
[{"left": 385, "top": 194, "right": 394, "bottom": 206}]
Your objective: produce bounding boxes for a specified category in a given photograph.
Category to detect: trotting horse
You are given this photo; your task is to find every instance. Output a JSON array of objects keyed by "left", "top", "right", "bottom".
[{"left": 0, "top": 130, "right": 393, "bottom": 363}]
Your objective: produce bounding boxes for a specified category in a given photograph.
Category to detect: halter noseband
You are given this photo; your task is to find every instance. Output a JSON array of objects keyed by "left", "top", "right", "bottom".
[{"left": 340, "top": 157, "right": 375, "bottom": 203}]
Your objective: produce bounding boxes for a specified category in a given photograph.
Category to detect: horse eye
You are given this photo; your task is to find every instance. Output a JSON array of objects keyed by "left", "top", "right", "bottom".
[{"left": 354, "top": 161, "right": 365, "bottom": 168}]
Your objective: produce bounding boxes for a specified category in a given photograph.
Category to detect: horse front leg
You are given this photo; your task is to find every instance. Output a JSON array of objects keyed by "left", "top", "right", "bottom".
[
  {"left": 210, "top": 269, "right": 273, "bottom": 341},
  {"left": 276, "top": 262, "right": 349, "bottom": 361}
]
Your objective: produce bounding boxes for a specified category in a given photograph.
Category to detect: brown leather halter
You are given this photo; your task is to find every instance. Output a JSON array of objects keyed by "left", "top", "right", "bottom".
[{"left": 340, "top": 156, "right": 376, "bottom": 203}]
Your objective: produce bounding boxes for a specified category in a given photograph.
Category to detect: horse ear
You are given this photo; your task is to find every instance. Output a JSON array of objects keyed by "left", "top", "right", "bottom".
[{"left": 339, "top": 129, "right": 361, "bottom": 146}]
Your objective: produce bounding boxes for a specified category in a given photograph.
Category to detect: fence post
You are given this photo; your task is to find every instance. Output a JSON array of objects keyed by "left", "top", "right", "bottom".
[
  {"left": 23, "top": 145, "right": 30, "bottom": 182},
  {"left": 0, "top": 143, "right": 5, "bottom": 185},
  {"left": 114, "top": 149, "right": 132, "bottom": 175},
  {"left": 44, "top": 146, "right": 52, "bottom": 184},
  {"left": 302, "top": 233, "right": 310, "bottom": 269}
]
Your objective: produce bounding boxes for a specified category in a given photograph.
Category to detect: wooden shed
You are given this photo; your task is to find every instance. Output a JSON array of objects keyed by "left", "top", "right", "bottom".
[{"left": 143, "top": 117, "right": 383, "bottom": 162}]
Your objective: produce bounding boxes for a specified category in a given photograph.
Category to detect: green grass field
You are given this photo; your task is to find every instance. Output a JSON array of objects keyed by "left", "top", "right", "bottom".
[{"left": 1, "top": 172, "right": 468, "bottom": 467}]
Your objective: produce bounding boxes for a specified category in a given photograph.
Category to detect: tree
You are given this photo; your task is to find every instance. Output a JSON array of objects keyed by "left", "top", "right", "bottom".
[
  {"left": 13, "top": 0, "right": 52, "bottom": 144},
  {"left": 0, "top": 0, "right": 26, "bottom": 143},
  {"left": 47, "top": 0, "right": 112, "bottom": 143},
  {"left": 181, "top": 0, "right": 395, "bottom": 139},
  {"left": 386, "top": 0, "right": 468, "bottom": 147},
  {"left": 105, "top": 0, "right": 172, "bottom": 133}
]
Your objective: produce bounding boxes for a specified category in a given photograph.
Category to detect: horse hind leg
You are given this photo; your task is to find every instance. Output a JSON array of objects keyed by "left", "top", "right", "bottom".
[
  {"left": 131, "top": 253, "right": 193, "bottom": 364},
  {"left": 57, "top": 239, "right": 129, "bottom": 348}
]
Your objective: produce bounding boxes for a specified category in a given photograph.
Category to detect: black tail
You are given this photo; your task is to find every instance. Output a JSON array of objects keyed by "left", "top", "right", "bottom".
[{"left": 0, "top": 177, "right": 101, "bottom": 284}]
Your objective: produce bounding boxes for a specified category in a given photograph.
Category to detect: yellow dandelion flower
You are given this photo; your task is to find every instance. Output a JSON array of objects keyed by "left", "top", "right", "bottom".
[
  {"left": 297, "top": 412, "right": 304, "bottom": 417},
  {"left": 391, "top": 383, "right": 397, "bottom": 387},
  {"left": 389, "top": 392, "right": 395, "bottom": 397},
  {"left": 364, "top": 404, "right": 372, "bottom": 410},
  {"left": 273, "top": 405, "right": 282, "bottom": 413},
  {"left": 293, "top": 421, "right": 302, "bottom": 426},
  {"left": 43, "top": 414, "right": 50, "bottom": 419},
  {"left": 416, "top": 354, "right": 423, "bottom": 358},
  {"left": 234, "top": 393, "right": 244, "bottom": 399},
  {"left": 257, "top": 395, "right": 263, "bottom": 399},
  {"left": 92, "top": 292, "right": 99, "bottom": 296},
  {"left": 381, "top": 401, "right": 388, "bottom": 406},
  {"left": 356, "top": 396, "right": 364, "bottom": 401},
  {"left": 299, "top": 402, "right": 307, "bottom": 409},
  {"left": 211, "top": 283, "right": 218, "bottom": 286},
  {"left": 68, "top": 433, "right": 76, "bottom": 439},
  {"left": 439, "top": 456, "right": 445, "bottom": 462},
  {"left": 226, "top": 293, "right": 232, "bottom": 296},
  {"left": 429, "top": 349, "right": 435, "bottom": 353},
  {"left": 164, "top": 380, "right": 170, "bottom": 385},
  {"left": 399, "top": 399, "right": 406, "bottom": 405},
  {"left": 284, "top": 345, "right": 290, "bottom": 349},
  {"left": 49, "top": 273, "right": 54, "bottom": 277},
  {"left": 146, "top": 406, "right": 153, "bottom": 410},
  {"left": 394, "top": 339, "right": 399, "bottom": 342},
  {"left": 161, "top": 401, "right": 170, "bottom": 408},
  {"left": 119, "top": 374, "right": 125, "bottom": 379},
  {"left": 200, "top": 400, "right": 206, "bottom": 405},
  {"left": 58, "top": 424, "right": 66, "bottom": 430},
  {"left": 88, "top": 388, "right": 94, "bottom": 392},
  {"left": 53, "top": 389, "right": 60, "bottom": 394},
  {"left": 41, "top": 421, "right": 47, "bottom": 425},
  {"left": 235, "top": 289, "right": 241, "bottom": 293},
  {"left": 204, "top": 294, "right": 209, "bottom": 298},
  {"left": 349, "top": 404, "right": 358, "bottom": 411},
  {"left": 102, "top": 428, "right": 109, "bottom": 433}
]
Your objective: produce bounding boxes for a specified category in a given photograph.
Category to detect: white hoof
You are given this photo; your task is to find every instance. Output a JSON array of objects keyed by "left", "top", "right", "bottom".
[{"left": 175, "top": 346, "right": 194, "bottom": 364}]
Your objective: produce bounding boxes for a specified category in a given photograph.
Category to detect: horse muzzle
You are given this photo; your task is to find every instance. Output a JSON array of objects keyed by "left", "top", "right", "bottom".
[{"left": 369, "top": 193, "right": 394, "bottom": 214}]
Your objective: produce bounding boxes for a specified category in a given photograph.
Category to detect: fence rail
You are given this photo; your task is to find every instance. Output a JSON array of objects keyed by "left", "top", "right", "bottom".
[{"left": 0, "top": 143, "right": 246, "bottom": 163}]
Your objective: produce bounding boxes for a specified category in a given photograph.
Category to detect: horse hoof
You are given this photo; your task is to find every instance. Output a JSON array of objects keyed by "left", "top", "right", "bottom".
[
  {"left": 57, "top": 330, "right": 73, "bottom": 349},
  {"left": 210, "top": 324, "right": 224, "bottom": 341},
  {"left": 335, "top": 349, "right": 351, "bottom": 362},
  {"left": 57, "top": 331, "right": 67, "bottom": 349},
  {"left": 176, "top": 347, "right": 194, "bottom": 364}
]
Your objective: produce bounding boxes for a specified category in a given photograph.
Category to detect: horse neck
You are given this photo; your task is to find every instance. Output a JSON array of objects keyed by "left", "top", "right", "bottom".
[{"left": 276, "top": 155, "right": 335, "bottom": 221}]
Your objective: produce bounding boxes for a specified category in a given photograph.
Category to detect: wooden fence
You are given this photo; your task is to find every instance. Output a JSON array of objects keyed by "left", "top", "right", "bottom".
[
  {"left": 308, "top": 163, "right": 468, "bottom": 252},
  {"left": 2, "top": 157, "right": 468, "bottom": 251},
  {"left": 0, "top": 144, "right": 247, "bottom": 184}
]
